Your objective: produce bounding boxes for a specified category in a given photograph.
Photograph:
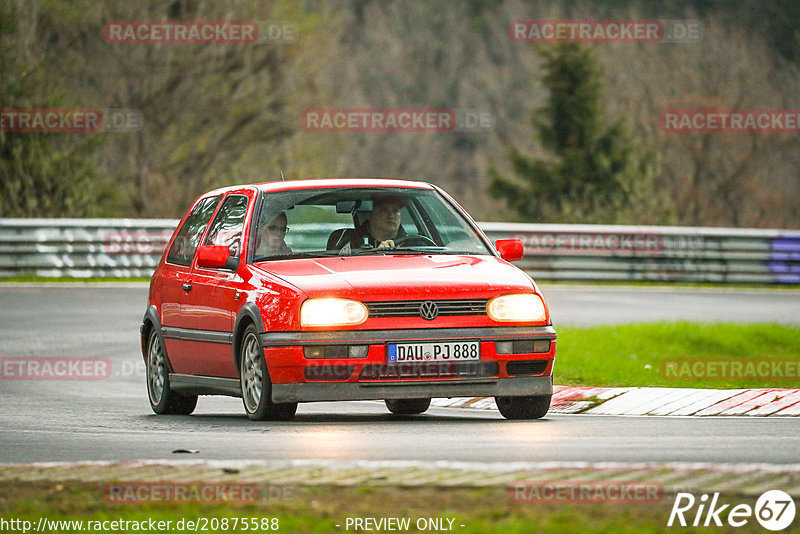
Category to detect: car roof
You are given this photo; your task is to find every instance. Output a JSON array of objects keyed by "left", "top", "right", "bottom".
[{"left": 202, "top": 178, "right": 435, "bottom": 197}]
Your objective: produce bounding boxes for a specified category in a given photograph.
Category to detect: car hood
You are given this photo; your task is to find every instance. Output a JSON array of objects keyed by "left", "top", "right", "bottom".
[{"left": 251, "top": 254, "right": 536, "bottom": 300}]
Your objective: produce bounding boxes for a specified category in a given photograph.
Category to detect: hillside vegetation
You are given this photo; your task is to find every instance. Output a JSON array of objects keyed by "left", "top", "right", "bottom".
[{"left": 1, "top": 0, "right": 798, "bottom": 227}]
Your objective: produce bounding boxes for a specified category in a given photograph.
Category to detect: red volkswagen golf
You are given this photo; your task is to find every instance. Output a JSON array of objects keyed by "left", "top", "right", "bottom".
[{"left": 142, "top": 179, "right": 556, "bottom": 420}]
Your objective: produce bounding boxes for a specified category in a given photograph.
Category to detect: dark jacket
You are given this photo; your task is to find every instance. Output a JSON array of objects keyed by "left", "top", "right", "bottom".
[{"left": 347, "top": 221, "right": 407, "bottom": 250}]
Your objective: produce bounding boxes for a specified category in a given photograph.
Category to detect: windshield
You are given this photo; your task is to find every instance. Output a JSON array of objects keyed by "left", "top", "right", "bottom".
[{"left": 250, "top": 186, "right": 493, "bottom": 262}]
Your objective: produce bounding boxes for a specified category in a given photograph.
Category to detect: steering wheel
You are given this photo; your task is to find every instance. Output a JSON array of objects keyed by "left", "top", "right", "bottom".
[{"left": 396, "top": 235, "right": 437, "bottom": 247}]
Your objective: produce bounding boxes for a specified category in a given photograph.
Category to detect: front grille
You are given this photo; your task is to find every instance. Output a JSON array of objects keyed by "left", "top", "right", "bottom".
[
  {"left": 506, "top": 360, "right": 549, "bottom": 377},
  {"left": 359, "top": 362, "right": 498, "bottom": 381},
  {"left": 365, "top": 299, "right": 489, "bottom": 318}
]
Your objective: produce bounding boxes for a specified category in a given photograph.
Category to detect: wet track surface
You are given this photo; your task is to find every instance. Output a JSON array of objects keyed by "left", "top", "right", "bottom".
[{"left": 1, "top": 284, "right": 799, "bottom": 465}]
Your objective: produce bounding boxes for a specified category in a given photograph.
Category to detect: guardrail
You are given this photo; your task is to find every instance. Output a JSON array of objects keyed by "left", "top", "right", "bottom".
[
  {"left": 0, "top": 219, "right": 798, "bottom": 284},
  {"left": 0, "top": 219, "right": 176, "bottom": 278},
  {"left": 480, "top": 223, "right": 799, "bottom": 284}
]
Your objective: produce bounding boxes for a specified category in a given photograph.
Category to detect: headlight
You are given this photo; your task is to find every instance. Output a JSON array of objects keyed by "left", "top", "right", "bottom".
[
  {"left": 487, "top": 294, "right": 546, "bottom": 322},
  {"left": 300, "top": 298, "right": 369, "bottom": 327}
]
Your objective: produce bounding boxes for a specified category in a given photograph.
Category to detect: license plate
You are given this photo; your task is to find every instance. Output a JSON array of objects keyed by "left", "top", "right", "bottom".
[{"left": 387, "top": 341, "right": 480, "bottom": 363}]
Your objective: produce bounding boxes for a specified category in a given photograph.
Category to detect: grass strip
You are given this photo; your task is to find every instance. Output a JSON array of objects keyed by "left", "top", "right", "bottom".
[
  {"left": 0, "top": 481, "right": 769, "bottom": 534},
  {"left": 554, "top": 322, "right": 800, "bottom": 389}
]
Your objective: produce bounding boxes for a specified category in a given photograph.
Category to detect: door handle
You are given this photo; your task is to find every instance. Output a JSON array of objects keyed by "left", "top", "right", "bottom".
[{"left": 182, "top": 283, "right": 192, "bottom": 291}]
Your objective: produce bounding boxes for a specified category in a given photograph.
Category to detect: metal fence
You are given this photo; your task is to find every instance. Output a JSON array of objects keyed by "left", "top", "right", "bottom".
[
  {"left": 0, "top": 219, "right": 176, "bottom": 278},
  {"left": 480, "top": 223, "right": 800, "bottom": 284},
  {"left": 0, "top": 219, "right": 798, "bottom": 284}
]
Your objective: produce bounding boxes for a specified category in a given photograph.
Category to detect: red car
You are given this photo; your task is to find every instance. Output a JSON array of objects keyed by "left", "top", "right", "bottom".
[{"left": 142, "top": 179, "right": 556, "bottom": 420}]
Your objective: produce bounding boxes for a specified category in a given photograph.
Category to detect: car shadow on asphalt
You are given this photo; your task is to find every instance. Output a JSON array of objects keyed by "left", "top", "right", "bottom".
[{"left": 137, "top": 412, "right": 552, "bottom": 425}]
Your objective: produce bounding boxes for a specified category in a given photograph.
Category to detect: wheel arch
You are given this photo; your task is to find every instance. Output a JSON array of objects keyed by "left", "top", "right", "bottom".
[
  {"left": 140, "top": 305, "right": 162, "bottom": 362},
  {"left": 233, "top": 303, "right": 266, "bottom": 372}
]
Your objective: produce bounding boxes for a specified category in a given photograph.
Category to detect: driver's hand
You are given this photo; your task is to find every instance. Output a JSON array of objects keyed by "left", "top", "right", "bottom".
[{"left": 377, "top": 240, "right": 396, "bottom": 249}]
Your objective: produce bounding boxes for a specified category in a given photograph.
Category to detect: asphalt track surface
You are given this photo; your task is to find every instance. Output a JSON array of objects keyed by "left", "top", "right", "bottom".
[{"left": 0, "top": 284, "right": 799, "bottom": 465}]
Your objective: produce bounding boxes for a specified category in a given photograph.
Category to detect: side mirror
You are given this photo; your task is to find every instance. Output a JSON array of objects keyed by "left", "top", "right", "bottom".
[
  {"left": 495, "top": 239, "right": 524, "bottom": 262},
  {"left": 196, "top": 245, "right": 234, "bottom": 270}
]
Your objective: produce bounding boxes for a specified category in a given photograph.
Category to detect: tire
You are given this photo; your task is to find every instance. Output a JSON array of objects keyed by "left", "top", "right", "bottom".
[
  {"left": 495, "top": 395, "right": 551, "bottom": 420},
  {"left": 239, "top": 325, "right": 297, "bottom": 421},
  {"left": 146, "top": 328, "right": 197, "bottom": 415},
  {"left": 385, "top": 398, "right": 431, "bottom": 415}
]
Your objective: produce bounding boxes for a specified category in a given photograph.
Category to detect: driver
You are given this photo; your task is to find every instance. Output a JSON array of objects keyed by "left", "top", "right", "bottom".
[{"left": 341, "top": 194, "right": 407, "bottom": 253}]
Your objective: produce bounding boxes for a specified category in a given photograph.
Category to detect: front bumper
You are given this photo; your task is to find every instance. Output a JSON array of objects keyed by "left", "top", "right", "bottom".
[
  {"left": 262, "top": 325, "right": 556, "bottom": 403},
  {"left": 259, "top": 325, "right": 556, "bottom": 346},
  {"left": 272, "top": 375, "right": 553, "bottom": 403}
]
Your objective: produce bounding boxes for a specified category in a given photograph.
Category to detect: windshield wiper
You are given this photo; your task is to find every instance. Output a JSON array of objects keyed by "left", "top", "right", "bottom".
[
  {"left": 349, "top": 247, "right": 386, "bottom": 256},
  {"left": 349, "top": 247, "right": 452, "bottom": 256},
  {"left": 254, "top": 251, "right": 336, "bottom": 261},
  {"left": 391, "top": 248, "right": 452, "bottom": 254}
]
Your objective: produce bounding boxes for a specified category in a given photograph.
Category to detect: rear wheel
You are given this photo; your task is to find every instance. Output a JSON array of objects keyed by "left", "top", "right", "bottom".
[
  {"left": 146, "top": 329, "right": 197, "bottom": 415},
  {"left": 385, "top": 398, "right": 431, "bottom": 415},
  {"left": 240, "top": 325, "right": 297, "bottom": 421},
  {"left": 495, "top": 395, "right": 550, "bottom": 420}
]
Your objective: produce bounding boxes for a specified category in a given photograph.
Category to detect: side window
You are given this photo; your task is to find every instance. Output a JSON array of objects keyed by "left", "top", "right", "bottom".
[
  {"left": 203, "top": 195, "right": 249, "bottom": 258},
  {"left": 166, "top": 195, "right": 222, "bottom": 266}
]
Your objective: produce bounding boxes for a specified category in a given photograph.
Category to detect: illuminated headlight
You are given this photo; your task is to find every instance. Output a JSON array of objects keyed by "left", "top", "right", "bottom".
[
  {"left": 487, "top": 294, "right": 546, "bottom": 322},
  {"left": 300, "top": 298, "right": 368, "bottom": 327}
]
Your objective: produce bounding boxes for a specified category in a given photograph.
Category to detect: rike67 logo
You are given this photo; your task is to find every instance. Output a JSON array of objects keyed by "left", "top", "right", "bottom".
[{"left": 668, "top": 490, "right": 796, "bottom": 531}]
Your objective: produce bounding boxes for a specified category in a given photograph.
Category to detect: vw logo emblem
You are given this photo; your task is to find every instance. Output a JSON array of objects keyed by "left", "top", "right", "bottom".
[{"left": 419, "top": 301, "right": 439, "bottom": 320}]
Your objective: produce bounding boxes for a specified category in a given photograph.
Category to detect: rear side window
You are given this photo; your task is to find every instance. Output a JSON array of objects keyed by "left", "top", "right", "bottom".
[
  {"left": 166, "top": 195, "right": 222, "bottom": 266},
  {"left": 203, "top": 195, "right": 250, "bottom": 258}
]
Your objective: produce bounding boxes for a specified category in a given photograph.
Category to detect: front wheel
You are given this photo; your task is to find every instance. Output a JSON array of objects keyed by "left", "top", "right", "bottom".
[
  {"left": 239, "top": 325, "right": 297, "bottom": 421},
  {"left": 385, "top": 398, "right": 431, "bottom": 415},
  {"left": 495, "top": 395, "right": 550, "bottom": 420},
  {"left": 146, "top": 329, "right": 197, "bottom": 415}
]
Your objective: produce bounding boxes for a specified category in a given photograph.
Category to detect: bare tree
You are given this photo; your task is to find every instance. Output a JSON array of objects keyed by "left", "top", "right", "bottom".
[
  {"left": 25, "top": 0, "right": 315, "bottom": 216},
  {"left": 597, "top": 17, "right": 800, "bottom": 228}
]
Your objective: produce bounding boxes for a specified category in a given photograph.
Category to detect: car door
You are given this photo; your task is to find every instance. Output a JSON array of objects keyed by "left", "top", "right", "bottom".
[
  {"left": 179, "top": 191, "right": 253, "bottom": 378},
  {"left": 159, "top": 194, "right": 222, "bottom": 372}
]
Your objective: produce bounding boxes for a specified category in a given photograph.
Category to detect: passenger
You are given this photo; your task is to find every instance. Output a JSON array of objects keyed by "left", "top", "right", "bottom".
[{"left": 256, "top": 211, "right": 292, "bottom": 257}]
